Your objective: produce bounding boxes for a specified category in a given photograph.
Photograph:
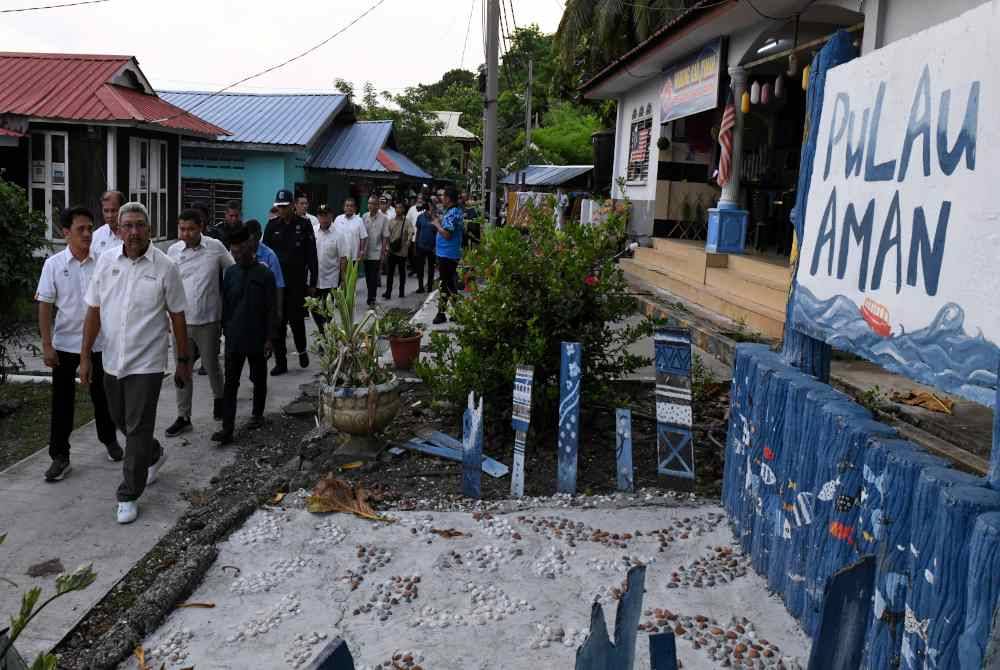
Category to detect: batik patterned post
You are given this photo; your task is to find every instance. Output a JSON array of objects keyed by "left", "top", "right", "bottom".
[
  {"left": 654, "top": 327, "right": 695, "bottom": 491},
  {"left": 558, "top": 342, "right": 582, "bottom": 495},
  {"left": 616, "top": 409, "right": 634, "bottom": 493},
  {"left": 510, "top": 365, "right": 534, "bottom": 498},
  {"left": 462, "top": 392, "right": 484, "bottom": 499}
]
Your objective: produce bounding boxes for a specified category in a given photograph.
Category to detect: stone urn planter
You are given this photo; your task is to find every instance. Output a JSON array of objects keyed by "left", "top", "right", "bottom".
[{"left": 318, "top": 376, "right": 402, "bottom": 437}]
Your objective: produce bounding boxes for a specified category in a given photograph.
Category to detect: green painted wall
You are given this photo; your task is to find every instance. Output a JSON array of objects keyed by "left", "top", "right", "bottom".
[{"left": 180, "top": 149, "right": 293, "bottom": 225}]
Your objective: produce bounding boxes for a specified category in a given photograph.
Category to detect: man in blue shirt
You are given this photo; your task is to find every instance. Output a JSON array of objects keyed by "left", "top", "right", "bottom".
[{"left": 433, "top": 188, "right": 464, "bottom": 325}]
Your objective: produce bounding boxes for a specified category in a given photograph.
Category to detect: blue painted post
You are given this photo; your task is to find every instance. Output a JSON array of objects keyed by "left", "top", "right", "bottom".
[
  {"left": 462, "top": 392, "right": 484, "bottom": 499},
  {"left": 958, "top": 512, "right": 1000, "bottom": 669},
  {"left": 616, "top": 409, "right": 634, "bottom": 493},
  {"left": 723, "top": 344, "right": 770, "bottom": 522},
  {"left": 991, "top": 360, "right": 1000, "bottom": 490},
  {"left": 901, "top": 467, "right": 984, "bottom": 669},
  {"left": 648, "top": 632, "right": 678, "bottom": 670},
  {"left": 574, "top": 565, "right": 646, "bottom": 670},
  {"left": 864, "top": 447, "right": 947, "bottom": 670},
  {"left": 654, "top": 327, "right": 695, "bottom": 492},
  {"left": 510, "top": 365, "right": 534, "bottom": 498},
  {"left": 807, "top": 556, "right": 876, "bottom": 670},
  {"left": 558, "top": 342, "right": 582, "bottom": 495},
  {"left": 739, "top": 353, "right": 780, "bottom": 556},
  {"left": 924, "top": 486, "right": 1000, "bottom": 668},
  {"left": 305, "top": 638, "right": 355, "bottom": 670}
]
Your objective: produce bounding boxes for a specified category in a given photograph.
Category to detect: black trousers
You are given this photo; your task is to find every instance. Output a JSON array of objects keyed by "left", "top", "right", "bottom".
[
  {"left": 223, "top": 350, "right": 268, "bottom": 432},
  {"left": 385, "top": 255, "right": 407, "bottom": 297},
  {"left": 310, "top": 287, "right": 332, "bottom": 335},
  {"left": 104, "top": 372, "right": 163, "bottom": 502},
  {"left": 415, "top": 249, "right": 435, "bottom": 290},
  {"left": 437, "top": 257, "right": 459, "bottom": 314},
  {"left": 273, "top": 283, "right": 307, "bottom": 362},
  {"left": 49, "top": 350, "right": 117, "bottom": 460},
  {"left": 364, "top": 259, "right": 381, "bottom": 304}
]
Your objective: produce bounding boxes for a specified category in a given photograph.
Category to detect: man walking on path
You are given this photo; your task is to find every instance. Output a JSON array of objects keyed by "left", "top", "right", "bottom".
[
  {"left": 164, "top": 209, "right": 234, "bottom": 438},
  {"left": 91, "top": 190, "right": 124, "bottom": 258},
  {"left": 405, "top": 196, "right": 423, "bottom": 279},
  {"left": 362, "top": 197, "right": 388, "bottom": 307},
  {"left": 432, "top": 188, "right": 464, "bottom": 325},
  {"left": 263, "top": 188, "right": 318, "bottom": 376},
  {"left": 384, "top": 201, "right": 413, "bottom": 299},
  {"left": 80, "top": 201, "right": 190, "bottom": 525},
  {"left": 37, "top": 206, "right": 122, "bottom": 482},
  {"left": 296, "top": 193, "right": 320, "bottom": 234},
  {"left": 312, "top": 204, "right": 348, "bottom": 334},
  {"left": 414, "top": 200, "right": 437, "bottom": 294},
  {"left": 334, "top": 197, "right": 367, "bottom": 261},
  {"left": 214, "top": 223, "right": 277, "bottom": 445},
  {"left": 207, "top": 200, "right": 242, "bottom": 246}
]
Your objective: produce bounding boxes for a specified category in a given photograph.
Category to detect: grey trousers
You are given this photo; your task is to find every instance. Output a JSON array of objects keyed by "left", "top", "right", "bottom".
[
  {"left": 177, "top": 321, "right": 223, "bottom": 417},
  {"left": 105, "top": 372, "right": 163, "bottom": 502}
]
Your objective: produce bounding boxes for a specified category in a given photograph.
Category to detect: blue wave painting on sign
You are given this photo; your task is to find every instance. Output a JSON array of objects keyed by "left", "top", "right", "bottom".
[{"left": 792, "top": 285, "right": 998, "bottom": 406}]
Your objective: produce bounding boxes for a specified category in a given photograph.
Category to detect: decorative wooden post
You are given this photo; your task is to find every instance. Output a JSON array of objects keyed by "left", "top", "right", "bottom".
[
  {"left": 807, "top": 556, "right": 876, "bottom": 670},
  {"left": 648, "top": 632, "right": 678, "bottom": 670},
  {"left": 462, "top": 391, "right": 484, "bottom": 499},
  {"left": 991, "top": 360, "right": 1000, "bottom": 490},
  {"left": 654, "top": 327, "right": 695, "bottom": 491},
  {"left": 575, "top": 565, "right": 646, "bottom": 670},
  {"left": 958, "top": 512, "right": 1000, "bottom": 669},
  {"left": 558, "top": 342, "right": 582, "bottom": 495},
  {"left": 616, "top": 409, "right": 634, "bottom": 493},
  {"left": 510, "top": 365, "right": 534, "bottom": 498}
]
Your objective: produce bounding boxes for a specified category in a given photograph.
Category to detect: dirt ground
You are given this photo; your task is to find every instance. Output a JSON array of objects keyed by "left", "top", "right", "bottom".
[{"left": 0, "top": 381, "right": 96, "bottom": 471}]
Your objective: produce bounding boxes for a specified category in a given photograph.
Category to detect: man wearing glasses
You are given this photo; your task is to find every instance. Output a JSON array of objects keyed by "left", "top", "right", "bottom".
[{"left": 80, "top": 202, "right": 191, "bottom": 524}]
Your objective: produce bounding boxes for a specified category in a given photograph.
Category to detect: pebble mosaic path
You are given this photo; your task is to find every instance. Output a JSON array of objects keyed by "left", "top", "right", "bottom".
[{"left": 122, "top": 491, "right": 808, "bottom": 670}]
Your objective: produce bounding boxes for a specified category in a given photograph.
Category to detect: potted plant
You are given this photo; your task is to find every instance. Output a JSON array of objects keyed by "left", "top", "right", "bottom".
[
  {"left": 306, "top": 261, "right": 401, "bottom": 448},
  {"left": 381, "top": 309, "right": 423, "bottom": 370}
]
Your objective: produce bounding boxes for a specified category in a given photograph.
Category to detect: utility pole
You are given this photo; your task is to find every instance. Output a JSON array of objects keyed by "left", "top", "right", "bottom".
[
  {"left": 524, "top": 59, "right": 533, "bottom": 155},
  {"left": 483, "top": 0, "right": 499, "bottom": 229}
]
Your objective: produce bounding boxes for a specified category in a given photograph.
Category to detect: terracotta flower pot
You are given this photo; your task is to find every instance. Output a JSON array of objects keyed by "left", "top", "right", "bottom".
[
  {"left": 318, "top": 377, "right": 401, "bottom": 436},
  {"left": 389, "top": 334, "right": 422, "bottom": 370}
]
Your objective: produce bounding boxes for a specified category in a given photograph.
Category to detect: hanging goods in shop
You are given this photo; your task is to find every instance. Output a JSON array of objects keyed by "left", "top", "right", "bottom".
[
  {"left": 775, "top": 74, "right": 785, "bottom": 99},
  {"left": 750, "top": 80, "right": 761, "bottom": 105},
  {"left": 741, "top": 91, "right": 751, "bottom": 114},
  {"left": 761, "top": 83, "right": 772, "bottom": 105}
]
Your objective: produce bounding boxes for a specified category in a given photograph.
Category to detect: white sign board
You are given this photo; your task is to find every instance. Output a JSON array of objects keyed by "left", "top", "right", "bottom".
[{"left": 792, "top": 3, "right": 1000, "bottom": 406}]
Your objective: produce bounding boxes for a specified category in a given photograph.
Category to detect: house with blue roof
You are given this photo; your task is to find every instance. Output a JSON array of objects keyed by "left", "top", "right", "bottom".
[{"left": 159, "top": 91, "right": 432, "bottom": 224}]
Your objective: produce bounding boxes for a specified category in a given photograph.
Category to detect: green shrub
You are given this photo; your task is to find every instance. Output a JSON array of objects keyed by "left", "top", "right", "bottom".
[{"left": 417, "top": 200, "right": 652, "bottom": 432}]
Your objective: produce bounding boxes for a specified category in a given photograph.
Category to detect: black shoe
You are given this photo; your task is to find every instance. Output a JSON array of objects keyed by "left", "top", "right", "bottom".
[
  {"left": 399, "top": 291, "right": 405, "bottom": 299},
  {"left": 104, "top": 441, "right": 124, "bottom": 462},
  {"left": 432, "top": 312, "right": 447, "bottom": 325},
  {"left": 165, "top": 417, "right": 192, "bottom": 437},
  {"left": 416, "top": 286, "right": 425, "bottom": 294},
  {"left": 299, "top": 352, "right": 310, "bottom": 368},
  {"left": 211, "top": 429, "right": 233, "bottom": 445},
  {"left": 271, "top": 362, "right": 288, "bottom": 376},
  {"left": 197, "top": 365, "right": 207, "bottom": 376},
  {"left": 367, "top": 300, "right": 376, "bottom": 307},
  {"left": 245, "top": 415, "right": 264, "bottom": 430},
  {"left": 44, "top": 459, "right": 71, "bottom": 482},
  {"left": 382, "top": 292, "right": 391, "bottom": 300},
  {"left": 213, "top": 398, "right": 224, "bottom": 420}
]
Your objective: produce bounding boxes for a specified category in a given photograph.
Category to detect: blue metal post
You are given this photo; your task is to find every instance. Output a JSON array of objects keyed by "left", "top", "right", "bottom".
[
  {"left": 558, "top": 342, "right": 582, "bottom": 495},
  {"left": 654, "top": 327, "right": 695, "bottom": 491},
  {"left": 616, "top": 409, "right": 634, "bottom": 493}
]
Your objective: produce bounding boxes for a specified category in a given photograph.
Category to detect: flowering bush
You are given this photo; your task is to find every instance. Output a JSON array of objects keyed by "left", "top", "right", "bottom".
[{"left": 417, "top": 199, "right": 652, "bottom": 431}]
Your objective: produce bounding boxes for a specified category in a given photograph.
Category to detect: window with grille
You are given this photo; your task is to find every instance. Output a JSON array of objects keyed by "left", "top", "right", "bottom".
[
  {"left": 626, "top": 117, "right": 652, "bottom": 183},
  {"left": 181, "top": 179, "right": 244, "bottom": 224},
  {"left": 128, "top": 137, "right": 169, "bottom": 239}
]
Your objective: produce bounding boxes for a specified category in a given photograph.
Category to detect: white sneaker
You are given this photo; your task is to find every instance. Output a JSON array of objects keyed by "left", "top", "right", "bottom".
[
  {"left": 147, "top": 449, "right": 167, "bottom": 485},
  {"left": 116, "top": 501, "right": 138, "bottom": 524}
]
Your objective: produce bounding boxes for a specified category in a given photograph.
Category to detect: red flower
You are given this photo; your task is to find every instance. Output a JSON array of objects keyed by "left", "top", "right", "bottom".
[{"left": 584, "top": 275, "right": 599, "bottom": 287}]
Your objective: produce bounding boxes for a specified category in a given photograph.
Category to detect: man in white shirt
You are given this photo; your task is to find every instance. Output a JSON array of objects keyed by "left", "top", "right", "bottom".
[
  {"left": 380, "top": 194, "right": 396, "bottom": 220},
  {"left": 296, "top": 193, "right": 320, "bottom": 234},
  {"left": 164, "top": 208, "right": 235, "bottom": 438},
  {"left": 91, "top": 190, "right": 124, "bottom": 258},
  {"left": 362, "top": 198, "right": 389, "bottom": 307},
  {"left": 80, "top": 201, "right": 191, "bottom": 525},
  {"left": 36, "top": 206, "right": 121, "bottom": 482},
  {"left": 311, "top": 204, "right": 348, "bottom": 335},
  {"left": 404, "top": 196, "right": 423, "bottom": 279},
  {"left": 333, "top": 197, "right": 368, "bottom": 262}
]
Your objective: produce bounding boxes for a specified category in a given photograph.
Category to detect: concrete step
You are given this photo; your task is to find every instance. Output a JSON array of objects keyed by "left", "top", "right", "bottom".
[
  {"left": 705, "top": 267, "right": 790, "bottom": 314},
  {"left": 726, "top": 253, "right": 794, "bottom": 286},
  {"left": 634, "top": 247, "right": 705, "bottom": 283},
  {"left": 621, "top": 258, "right": 785, "bottom": 339}
]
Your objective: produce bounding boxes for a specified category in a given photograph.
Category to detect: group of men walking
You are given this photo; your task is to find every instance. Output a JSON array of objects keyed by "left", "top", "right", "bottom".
[{"left": 35, "top": 184, "right": 466, "bottom": 525}]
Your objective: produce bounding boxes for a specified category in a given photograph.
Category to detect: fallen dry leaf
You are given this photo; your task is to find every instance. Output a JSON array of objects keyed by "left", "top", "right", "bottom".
[
  {"left": 270, "top": 491, "right": 286, "bottom": 504},
  {"left": 307, "top": 474, "right": 392, "bottom": 522},
  {"left": 339, "top": 461, "right": 364, "bottom": 471},
  {"left": 891, "top": 390, "right": 954, "bottom": 414},
  {"left": 133, "top": 646, "right": 150, "bottom": 670},
  {"left": 176, "top": 602, "right": 216, "bottom": 609},
  {"left": 430, "top": 528, "right": 466, "bottom": 539}
]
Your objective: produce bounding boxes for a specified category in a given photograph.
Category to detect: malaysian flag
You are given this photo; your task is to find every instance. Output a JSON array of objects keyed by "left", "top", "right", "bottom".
[{"left": 717, "top": 88, "right": 736, "bottom": 187}]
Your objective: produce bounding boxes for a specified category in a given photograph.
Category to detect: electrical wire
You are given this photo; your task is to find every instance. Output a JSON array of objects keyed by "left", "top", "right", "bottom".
[
  {"left": 151, "top": 0, "right": 390, "bottom": 123},
  {"left": 743, "top": 0, "right": 817, "bottom": 22},
  {"left": 461, "top": 0, "right": 477, "bottom": 70},
  {"left": 0, "top": 0, "right": 108, "bottom": 13},
  {"left": 507, "top": 0, "right": 518, "bottom": 32}
]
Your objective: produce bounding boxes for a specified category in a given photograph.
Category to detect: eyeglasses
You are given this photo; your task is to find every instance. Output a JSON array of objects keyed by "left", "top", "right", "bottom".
[{"left": 119, "top": 221, "right": 149, "bottom": 231}]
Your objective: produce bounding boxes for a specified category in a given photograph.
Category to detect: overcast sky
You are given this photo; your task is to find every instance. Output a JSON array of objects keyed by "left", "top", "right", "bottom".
[{"left": 0, "top": 0, "right": 564, "bottom": 95}]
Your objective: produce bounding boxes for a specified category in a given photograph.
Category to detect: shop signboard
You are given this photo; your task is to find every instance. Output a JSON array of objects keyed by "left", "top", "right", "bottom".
[
  {"left": 791, "top": 3, "right": 999, "bottom": 406},
  {"left": 659, "top": 39, "right": 723, "bottom": 124}
]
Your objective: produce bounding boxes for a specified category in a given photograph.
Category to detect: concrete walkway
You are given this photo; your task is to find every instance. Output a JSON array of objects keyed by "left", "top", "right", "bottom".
[{"left": 0, "top": 273, "right": 427, "bottom": 661}]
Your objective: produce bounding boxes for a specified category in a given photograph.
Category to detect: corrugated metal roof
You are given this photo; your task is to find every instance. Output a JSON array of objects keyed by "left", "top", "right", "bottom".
[
  {"left": 431, "top": 111, "right": 477, "bottom": 141},
  {"left": 306, "top": 121, "right": 394, "bottom": 171},
  {"left": 500, "top": 164, "right": 593, "bottom": 186},
  {"left": 159, "top": 91, "right": 346, "bottom": 146},
  {"left": 0, "top": 52, "right": 227, "bottom": 137},
  {"left": 382, "top": 148, "right": 432, "bottom": 179}
]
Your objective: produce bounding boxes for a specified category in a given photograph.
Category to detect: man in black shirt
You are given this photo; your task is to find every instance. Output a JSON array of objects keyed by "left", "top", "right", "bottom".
[
  {"left": 213, "top": 223, "right": 277, "bottom": 445},
  {"left": 262, "top": 188, "right": 318, "bottom": 375}
]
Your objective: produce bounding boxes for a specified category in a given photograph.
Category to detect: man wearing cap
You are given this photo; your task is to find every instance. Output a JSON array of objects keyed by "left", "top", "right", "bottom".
[
  {"left": 312, "top": 204, "right": 349, "bottom": 334},
  {"left": 91, "top": 190, "right": 124, "bottom": 258},
  {"left": 262, "top": 188, "right": 318, "bottom": 375}
]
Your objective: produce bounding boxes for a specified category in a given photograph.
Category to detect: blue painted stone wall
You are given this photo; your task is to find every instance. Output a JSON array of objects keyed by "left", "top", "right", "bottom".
[{"left": 723, "top": 344, "right": 1000, "bottom": 666}]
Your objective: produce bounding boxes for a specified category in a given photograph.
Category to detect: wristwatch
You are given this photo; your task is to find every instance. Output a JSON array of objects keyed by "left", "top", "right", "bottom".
[{"left": 177, "top": 356, "right": 191, "bottom": 364}]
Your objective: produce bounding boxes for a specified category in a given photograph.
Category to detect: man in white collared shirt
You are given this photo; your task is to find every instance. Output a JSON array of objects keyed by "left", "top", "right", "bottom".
[
  {"left": 80, "top": 201, "right": 191, "bottom": 525},
  {"left": 296, "top": 193, "right": 320, "bottom": 234},
  {"left": 91, "top": 190, "right": 124, "bottom": 259},
  {"left": 333, "top": 197, "right": 368, "bottom": 261},
  {"left": 311, "top": 204, "right": 348, "bottom": 334},
  {"left": 36, "top": 206, "right": 121, "bottom": 483},
  {"left": 165, "top": 208, "right": 235, "bottom": 437}
]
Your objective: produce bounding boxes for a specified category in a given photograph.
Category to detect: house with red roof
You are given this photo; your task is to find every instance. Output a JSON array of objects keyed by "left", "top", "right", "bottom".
[{"left": 0, "top": 52, "right": 228, "bottom": 243}]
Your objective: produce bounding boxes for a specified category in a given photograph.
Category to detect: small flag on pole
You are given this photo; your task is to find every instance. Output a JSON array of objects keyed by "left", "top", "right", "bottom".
[{"left": 717, "top": 88, "right": 736, "bottom": 187}]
